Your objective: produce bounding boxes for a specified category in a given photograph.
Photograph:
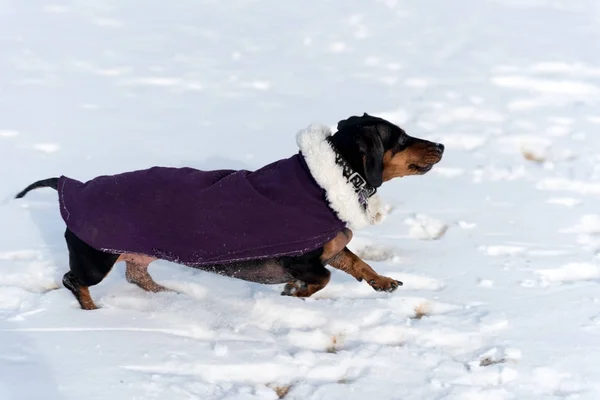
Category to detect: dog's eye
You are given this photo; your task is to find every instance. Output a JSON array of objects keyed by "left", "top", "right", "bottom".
[{"left": 395, "top": 135, "right": 408, "bottom": 149}]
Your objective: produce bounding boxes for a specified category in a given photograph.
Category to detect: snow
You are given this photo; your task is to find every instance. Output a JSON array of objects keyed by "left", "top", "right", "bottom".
[{"left": 2, "top": 0, "right": 600, "bottom": 399}]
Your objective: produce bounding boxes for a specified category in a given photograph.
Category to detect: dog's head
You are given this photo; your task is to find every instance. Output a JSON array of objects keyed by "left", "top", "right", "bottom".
[{"left": 331, "top": 113, "right": 444, "bottom": 188}]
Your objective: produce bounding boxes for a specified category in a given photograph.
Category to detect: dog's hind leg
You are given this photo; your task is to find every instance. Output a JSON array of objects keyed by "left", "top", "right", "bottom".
[
  {"left": 64, "top": 229, "right": 119, "bottom": 310},
  {"left": 123, "top": 258, "right": 170, "bottom": 293},
  {"left": 117, "top": 254, "right": 168, "bottom": 293},
  {"left": 62, "top": 272, "right": 97, "bottom": 310}
]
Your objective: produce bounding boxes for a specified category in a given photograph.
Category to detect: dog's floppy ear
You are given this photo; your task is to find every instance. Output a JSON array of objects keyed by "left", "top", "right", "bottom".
[
  {"left": 357, "top": 126, "right": 385, "bottom": 188},
  {"left": 337, "top": 115, "right": 360, "bottom": 131},
  {"left": 337, "top": 113, "right": 373, "bottom": 131}
]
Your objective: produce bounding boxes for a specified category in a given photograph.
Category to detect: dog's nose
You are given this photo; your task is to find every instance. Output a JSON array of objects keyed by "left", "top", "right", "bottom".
[{"left": 436, "top": 143, "right": 445, "bottom": 153}]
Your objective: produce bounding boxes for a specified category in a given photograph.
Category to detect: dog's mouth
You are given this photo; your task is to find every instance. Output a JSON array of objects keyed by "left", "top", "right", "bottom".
[
  {"left": 409, "top": 144, "right": 444, "bottom": 174},
  {"left": 409, "top": 163, "right": 434, "bottom": 174}
]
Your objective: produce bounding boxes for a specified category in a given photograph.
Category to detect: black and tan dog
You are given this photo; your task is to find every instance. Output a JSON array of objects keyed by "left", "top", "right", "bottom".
[{"left": 16, "top": 113, "right": 443, "bottom": 310}]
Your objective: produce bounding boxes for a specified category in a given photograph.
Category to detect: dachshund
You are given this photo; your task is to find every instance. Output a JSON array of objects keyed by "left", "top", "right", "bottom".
[{"left": 15, "top": 113, "right": 444, "bottom": 310}]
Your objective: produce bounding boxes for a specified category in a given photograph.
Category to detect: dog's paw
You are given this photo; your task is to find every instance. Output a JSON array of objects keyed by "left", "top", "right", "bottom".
[
  {"left": 281, "top": 280, "right": 308, "bottom": 297},
  {"left": 368, "top": 275, "right": 403, "bottom": 293}
]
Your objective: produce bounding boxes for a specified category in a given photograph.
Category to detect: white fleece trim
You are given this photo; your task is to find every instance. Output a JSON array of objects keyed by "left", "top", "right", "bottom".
[{"left": 296, "top": 124, "right": 386, "bottom": 230}]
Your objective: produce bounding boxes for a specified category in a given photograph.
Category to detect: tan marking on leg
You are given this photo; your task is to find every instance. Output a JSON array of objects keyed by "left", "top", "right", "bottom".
[
  {"left": 63, "top": 272, "right": 98, "bottom": 310},
  {"left": 125, "top": 261, "right": 170, "bottom": 293},
  {"left": 320, "top": 229, "right": 353, "bottom": 262},
  {"left": 76, "top": 286, "right": 98, "bottom": 310},
  {"left": 117, "top": 253, "right": 157, "bottom": 264},
  {"left": 283, "top": 230, "right": 351, "bottom": 298},
  {"left": 117, "top": 253, "right": 168, "bottom": 292},
  {"left": 328, "top": 247, "right": 402, "bottom": 292},
  {"left": 283, "top": 270, "right": 331, "bottom": 298}
]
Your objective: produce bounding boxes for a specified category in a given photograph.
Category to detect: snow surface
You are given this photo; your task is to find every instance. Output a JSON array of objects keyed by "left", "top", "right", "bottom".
[{"left": 2, "top": 0, "right": 600, "bottom": 399}]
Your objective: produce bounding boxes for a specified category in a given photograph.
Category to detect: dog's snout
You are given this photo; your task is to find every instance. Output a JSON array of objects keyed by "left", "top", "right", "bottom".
[{"left": 436, "top": 143, "right": 445, "bottom": 153}]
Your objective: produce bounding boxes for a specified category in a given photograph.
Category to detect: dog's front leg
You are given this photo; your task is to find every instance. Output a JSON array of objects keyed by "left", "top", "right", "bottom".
[
  {"left": 328, "top": 247, "right": 402, "bottom": 292},
  {"left": 281, "top": 229, "right": 353, "bottom": 298}
]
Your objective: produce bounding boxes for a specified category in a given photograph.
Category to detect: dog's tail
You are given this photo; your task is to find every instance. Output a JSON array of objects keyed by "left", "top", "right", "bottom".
[{"left": 15, "top": 178, "right": 59, "bottom": 199}]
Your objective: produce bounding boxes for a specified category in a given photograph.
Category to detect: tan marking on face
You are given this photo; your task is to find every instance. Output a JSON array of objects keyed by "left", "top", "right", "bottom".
[{"left": 382, "top": 141, "right": 443, "bottom": 181}]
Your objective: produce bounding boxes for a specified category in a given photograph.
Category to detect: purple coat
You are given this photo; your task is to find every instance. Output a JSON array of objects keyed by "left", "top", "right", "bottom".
[{"left": 58, "top": 154, "right": 346, "bottom": 266}]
